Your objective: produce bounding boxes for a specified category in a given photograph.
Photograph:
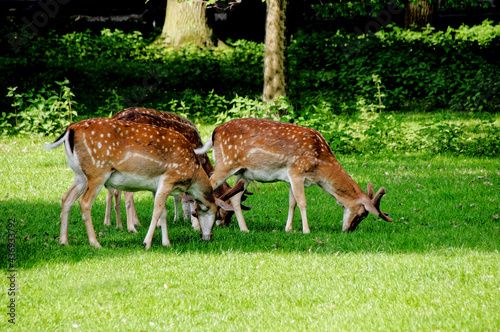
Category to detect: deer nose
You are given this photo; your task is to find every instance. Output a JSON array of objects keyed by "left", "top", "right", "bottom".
[{"left": 201, "top": 233, "right": 213, "bottom": 241}]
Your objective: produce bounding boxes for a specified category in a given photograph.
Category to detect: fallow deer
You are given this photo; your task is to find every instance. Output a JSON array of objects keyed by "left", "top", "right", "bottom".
[
  {"left": 104, "top": 107, "right": 199, "bottom": 231},
  {"left": 44, "top": 118, "right": 243, "bottom": 249},
  {"left": 105, "top": 108, "right": 251, "bottom": 232},
  {"left": 195, "top": 118, "right": 392, "bottom": 233}
]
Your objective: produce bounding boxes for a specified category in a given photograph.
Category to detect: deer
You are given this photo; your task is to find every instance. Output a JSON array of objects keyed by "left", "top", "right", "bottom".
[
  {"left": 103, "top": 107, "right": 200, "bottom": 232},
  {"left": 104, "top": 107, "right": 252, "bottom": 232},
  {"left": 194, "top": 118, "right": 392, "bottom": 234},
  {"left": 44, "top": 118, "right": 244, "bottom": 249}
]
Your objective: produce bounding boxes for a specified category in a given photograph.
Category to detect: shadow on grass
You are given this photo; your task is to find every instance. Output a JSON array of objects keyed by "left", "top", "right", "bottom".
[{"left": 1, "top": 196, "right": 499, "bottom": 270}]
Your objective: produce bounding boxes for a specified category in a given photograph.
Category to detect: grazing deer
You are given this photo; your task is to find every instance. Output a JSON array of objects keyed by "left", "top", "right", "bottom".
[
  {"left": 44, "top": 118, "right": 243, "bottom": 249},
  {"left": 104, "top": 108, "right": 251, "bottom": 232},
  {"left": 195, "top": 118, "right": 392, "bottom": 233},
  {"left": 103, "top": 107, "right": 199, "bottom": 231}
]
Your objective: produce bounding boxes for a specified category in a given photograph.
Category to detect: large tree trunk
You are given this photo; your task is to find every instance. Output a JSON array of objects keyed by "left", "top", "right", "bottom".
[
  {"left": 159, "top": 0, "right": 214, "bottom": 48},
  {"left": 263, "top": 0, "right": 288, "bottom": 103},
  {"left": 404, "top": 0, "right": 436, "bottom": 29}
]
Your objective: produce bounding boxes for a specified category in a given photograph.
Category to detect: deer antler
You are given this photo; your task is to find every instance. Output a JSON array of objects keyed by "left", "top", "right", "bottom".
[
  {"left": 368, "top": 184, "right": 392, "bottom": 222},
  {"left": 218, "top": 179, "right": 246, "bottom": 202},
  {"left": 367, "top": 183, "right": 374, "bottom": 199}
]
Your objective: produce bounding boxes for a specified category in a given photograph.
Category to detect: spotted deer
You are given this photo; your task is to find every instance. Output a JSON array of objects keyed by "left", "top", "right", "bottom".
[
  {"left": 103, "top": 108, "right": 209, "bottom": 232},
  {"left": 44, "top": 118, "right": 243, "bottom": 249},
  {"left": 104, "top": 107, "right": 198, "bottom": 231},
  {"left": 195, "top": 118, "right": 392, "bottom": 233},
  {"left": 104, "top": 108, "right": 251, "bottom": 232}
]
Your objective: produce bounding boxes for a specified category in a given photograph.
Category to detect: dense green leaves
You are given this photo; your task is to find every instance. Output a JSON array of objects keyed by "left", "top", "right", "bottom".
[{"left": 0, "top": 22, "right": 499, "bottom": 155}]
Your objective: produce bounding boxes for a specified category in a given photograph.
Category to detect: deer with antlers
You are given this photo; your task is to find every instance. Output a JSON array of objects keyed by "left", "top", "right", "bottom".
[
  {"left": 44, "top": 118, "right": 244, "bottom": 249},
  {"left": 195, "top": 118, "right": 392, "bottom": 233},
  {"left": 103, "top": 107, "right": 252, "bottom": 233}
]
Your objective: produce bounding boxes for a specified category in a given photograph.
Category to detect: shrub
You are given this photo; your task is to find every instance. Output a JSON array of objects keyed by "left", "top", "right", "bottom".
[{"left": 1, "top": 79, "right": 77, "bottom": 136}]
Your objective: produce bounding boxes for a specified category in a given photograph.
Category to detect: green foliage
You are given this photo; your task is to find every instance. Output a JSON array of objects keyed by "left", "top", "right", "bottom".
[
  {"left": 0, "top": 23, "right": 499, "bottom": 157},
  {"left": 310, "top": 0, "right": 491, "bottom": 19},
  {"left": 288, "top": 21, "right": 500, "bottom": 113},
  {"left": 58, "top": 29, "right": 149, "bottom": 60},
  {"left": 2, "top": 79, "right": 77, "bottom": 136}
]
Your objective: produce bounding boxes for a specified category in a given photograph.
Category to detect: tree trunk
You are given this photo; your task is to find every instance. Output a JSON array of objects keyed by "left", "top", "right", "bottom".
[
  {"left": 159, "top": 0, "right": 214, "bottom": 48},
  {"left": 404, "top": 0, "right": 436, "bottom": 29},
  {"left": 263, "top": 0, "right": 288, "bottom": 103}
]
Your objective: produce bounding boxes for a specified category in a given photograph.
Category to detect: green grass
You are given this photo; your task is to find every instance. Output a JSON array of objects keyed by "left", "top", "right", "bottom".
[{"left": 1, "top": 135, "right": 499, "bottom": 331}]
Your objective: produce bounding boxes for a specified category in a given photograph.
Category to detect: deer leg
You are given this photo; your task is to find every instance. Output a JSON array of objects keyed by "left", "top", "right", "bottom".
[
  {"left": 113, "top": 189, "right": 122, "bottom": 229},
  {"left": 289, "top": 175, "right": 310, "bottom": 234},
  {"left": 104, "top": 189, "right": 113, "bottom": 227},
  {"left": 229, "top": 183, "right": 250, "bottom": 232},
  {"left": 153, "top": 191, "right": 163, "bottom": 228},
  {"left": 190, "top": 202, "right": 200, "bottom": 230},
  {"left": 78, "top": 177, "right": 107, "bottom": 248},
  {"left": 143, "top": 185, "right": 172, "bottom": 250},
  {"left": 285, "top": 186, "right": 297, "bottom": 232},
  {"left": 209, "top": 166, "right": 236, "bottom": 191},
  {"left": 124, "top": 192, "right": 141, "bottom": 230},
  {"left": 173, "top": 195, "right": 180, "bottom": 221},
  {"left": 123, "top": 192, "right": 138, "bottom": 233},
  {"left": 60, "top": 178, "right": 86, "bottom": 246},
  {"left": 182, "top": 197, "right": 192, "bottom": 220},
  {"left": 159, "top": 205, "right": 169, "bottom": 247}
]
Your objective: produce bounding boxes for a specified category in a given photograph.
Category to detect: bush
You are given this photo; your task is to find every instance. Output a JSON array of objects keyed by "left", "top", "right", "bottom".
[
  {"left": 288, "top": 20, "right": 500, "bottom": 113},
  {"left": 1, "top": 79, "right": 77, "bottom": 136},
  {"left": 1, "top": 22, "right": 499, "bottom": 156}
]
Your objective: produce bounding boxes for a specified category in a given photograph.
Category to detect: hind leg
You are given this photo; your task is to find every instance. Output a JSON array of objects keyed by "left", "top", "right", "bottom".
[
  {"left": 78, "top": 175, "right": 108, "bottom": 248},
  {"left": 60, "top": 177, "right": 86, "bottom": 246}
]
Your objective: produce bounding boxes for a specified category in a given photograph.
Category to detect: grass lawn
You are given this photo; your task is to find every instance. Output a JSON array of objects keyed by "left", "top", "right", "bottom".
[{"left": 0, "top": 134, "right": 499, "bottom": 331}]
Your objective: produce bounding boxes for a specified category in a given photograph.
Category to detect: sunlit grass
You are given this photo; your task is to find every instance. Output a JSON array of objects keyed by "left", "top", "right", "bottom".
[{"left": 1, "top": 135, "right": 499, "bottom": 331}]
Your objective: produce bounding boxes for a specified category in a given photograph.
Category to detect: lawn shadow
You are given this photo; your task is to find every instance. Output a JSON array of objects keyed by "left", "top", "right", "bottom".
[{"left": 1, "top": 194, "right": 499, "bottom": 271}]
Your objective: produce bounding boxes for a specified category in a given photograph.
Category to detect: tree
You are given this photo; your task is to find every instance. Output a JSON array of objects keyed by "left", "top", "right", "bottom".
[
  {"left": 263, "top": 0, "right": 288, "bottom": 103},
  {"left": 404, "top": 0, "right": 436, "bottom": 29},
  {"left": 158, "top": 0, "right": 215, "bottom": 48}
]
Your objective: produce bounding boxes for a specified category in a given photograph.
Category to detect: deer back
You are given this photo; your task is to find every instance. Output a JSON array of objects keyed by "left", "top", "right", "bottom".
[
  {"left": 212, "top": 118, "right": 359, "bottom": 188},
  {"left": 114, "top": 110, "right": 213, "bottom": 175},
  {"left": 118, "top": 107, "right": 197, "bottom": 129},
  {"left": 67, "top": 118, "right": 206, "bottom": 191}
]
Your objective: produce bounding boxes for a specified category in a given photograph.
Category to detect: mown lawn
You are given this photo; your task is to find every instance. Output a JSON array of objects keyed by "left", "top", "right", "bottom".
[{"left": 0, "top": 134, "right": 499, "bottom": 331}]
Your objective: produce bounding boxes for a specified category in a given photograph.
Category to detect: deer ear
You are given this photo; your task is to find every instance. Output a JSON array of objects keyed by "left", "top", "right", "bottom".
[
  {"left": 362, "top": 200, "right": 380, "bottom": 216},
  {"left": 216, "top": 198, "right": 234, "bottom": 211}
]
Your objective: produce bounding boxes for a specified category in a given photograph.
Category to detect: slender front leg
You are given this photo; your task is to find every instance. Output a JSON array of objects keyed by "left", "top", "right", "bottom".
[
  {"left": 285, "top": 185, "right": 297, "bottom": 232},
  {"left": 113, "top": 189, "right": 122, "bottom": 229},
  {"left": 143, "top": 185, "right": 172, "bottom": 250},
  {"left": 182, "top": 198, "right": 192, "bottom": 220},
  {"left": 124, "top": 192, "right": 138, "bottom": 233},
  {"left": 190, "top": 202, "right": 200, "bottom": 230},
  {"left": 288, "top": 174, "right": 310, "bottom": 234},
  {"left": 159, "top": 206, "right": 170, "bottom": 247},
  {"left": 104, "top": 189, "right": 113, "bottom": 227},
  {"left": 173, "top": 195, "right": 181, "bottom": 221},
  {"left": 230, "top": 190, "right": 250, "bottom": 232}
]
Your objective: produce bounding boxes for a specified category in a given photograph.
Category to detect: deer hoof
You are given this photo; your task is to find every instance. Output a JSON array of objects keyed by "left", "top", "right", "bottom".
[{"left": 90, "top": 242, "right": 102, "bottom": 249}]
